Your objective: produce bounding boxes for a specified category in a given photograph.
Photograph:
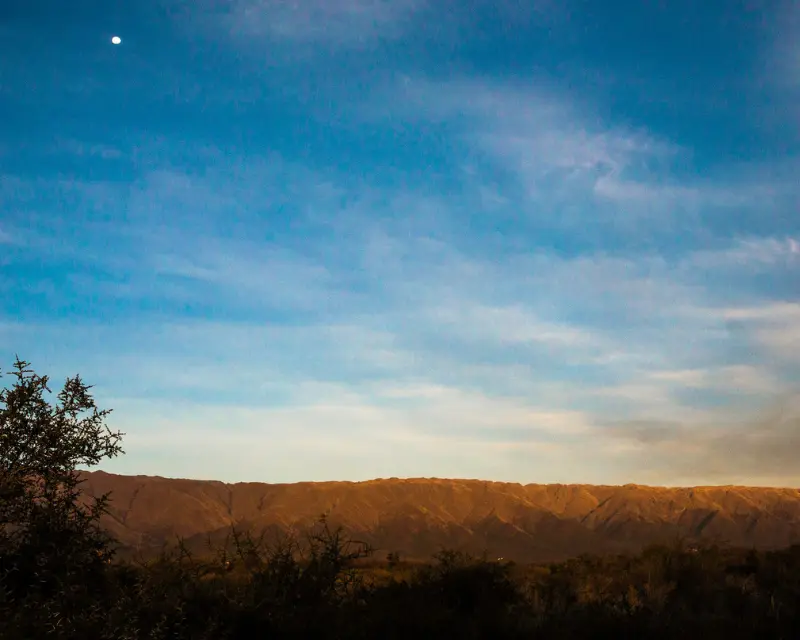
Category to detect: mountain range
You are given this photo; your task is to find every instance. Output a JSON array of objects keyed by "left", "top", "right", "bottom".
[{"left": 80, "top": 471, "right": 800, "bottom": 564}]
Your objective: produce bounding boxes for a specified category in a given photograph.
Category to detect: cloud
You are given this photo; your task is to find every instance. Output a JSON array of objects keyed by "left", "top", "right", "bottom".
[
  {"left": 149, "top": 243, "right": 342, "bottom": 313},
  {"left": 603, "top": 392, "right": 800, "bottom": 486},
  {"left": 370, "top": 382, "right": 593, "bottom": 436},
  {"left": 591, "top": 175, "right": 773, "bottom": 210},
  {"left": 721, "top": 302, "right": 800, "bottom": 323},
  {"left": 686, "top": 236, "right": 800, "bottom": 270},
  {"left": 648, "top": 365, "right": 781, "bottom": 396},
  {"left": 6, "top": 160, "right": 793, "bottom": 377},
  {"left": 772, "top": 1, "right": 800, "bottom": 89},
  {"left": 47, "top": 339, "right": 595, "bottom": 483},
  {"left": 187, "top": 0, "right": 563, "bottom": 61},
  {"left": 716, "top": 303, "right": 800, "bottom": 362},
  {"left": 704, "top": 302, "right": 800, "bottom": 362},
  {"left": 365, "top": 76, "right": 794, "bottom": 241},
  {"left": 3, "top": 136, "right": 798, "bottom": 485},
  {"left": 419, "top": 303, "right": 600, "bottom": 350},
  {"left": 51, "top": 138, "right": 123, "bottom": 160},
  {"left": 208, "top": 0, "right": 426, "bottom": 47},
  {"left": 374, "top": 79, "right": 669, "bottom": 194}
]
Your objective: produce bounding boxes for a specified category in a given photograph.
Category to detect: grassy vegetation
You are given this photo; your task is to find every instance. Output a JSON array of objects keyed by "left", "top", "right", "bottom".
[{"left": 3, "top": 358, "right": 800, "bottom": 638}]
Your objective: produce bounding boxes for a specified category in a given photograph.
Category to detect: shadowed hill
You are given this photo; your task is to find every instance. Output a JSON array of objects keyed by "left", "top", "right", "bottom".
[{"left": 80, "top": 471, "right": 800, "bottom": 563}]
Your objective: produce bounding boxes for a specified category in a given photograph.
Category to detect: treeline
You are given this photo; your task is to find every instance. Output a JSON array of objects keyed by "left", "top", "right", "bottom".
[
  {"left": 3, "top": 359, "right": 800, "bottom": 639},
  {"left": 6, "top": 521, "right": 800, "bottom": 639}
]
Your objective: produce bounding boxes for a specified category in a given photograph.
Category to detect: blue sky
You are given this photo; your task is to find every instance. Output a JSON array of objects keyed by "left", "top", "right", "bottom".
[{"left": 1, "top": 0, "right": 798, "bottom": 486}]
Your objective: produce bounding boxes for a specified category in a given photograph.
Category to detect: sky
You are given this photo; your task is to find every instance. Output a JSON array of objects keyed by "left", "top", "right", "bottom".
[{"left": 1, "top": 0, "right": 799, "bottom": 487}]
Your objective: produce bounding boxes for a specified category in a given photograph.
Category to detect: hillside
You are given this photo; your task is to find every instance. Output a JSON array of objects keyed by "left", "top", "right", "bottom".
[{"left": 80, "top": 471, "right": 800, "bottom": 563}]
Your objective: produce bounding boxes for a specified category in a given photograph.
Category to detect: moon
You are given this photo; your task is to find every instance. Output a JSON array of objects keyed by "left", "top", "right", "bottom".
[{"left": 111, "top": 36, "right": 122, "bottom": 45}]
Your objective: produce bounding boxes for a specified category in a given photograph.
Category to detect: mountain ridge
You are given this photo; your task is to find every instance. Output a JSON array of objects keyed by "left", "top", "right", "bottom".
[{"left": 80, "top": 471, "right": 800, "bottom": 563}]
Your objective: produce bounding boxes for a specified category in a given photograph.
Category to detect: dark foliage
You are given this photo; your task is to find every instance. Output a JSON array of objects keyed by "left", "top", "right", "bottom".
[
  {"left": 0, "top": 358, "right": 124, "bottom": 639},
  {"left": 3, "top": 359, "right": 800, "bottom": 638}
]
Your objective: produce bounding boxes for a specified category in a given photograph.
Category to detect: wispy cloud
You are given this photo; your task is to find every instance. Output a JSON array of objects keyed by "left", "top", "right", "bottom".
[
  {"left": 4, "top": 154, "right": 798, "bottom": 482},
  {"left": 603, "top": 392, "right": 800, "bottom": 486},
  {"left": 686, "top": 237, "right": 800, "bottom": 270},
  {"left": 206, "top": 0, "right": 426, "bottom": 47},
  {"left": 648, "top": 365, "right": 781, "bottom": 395},
  {"left": 366, "top": 76, "right": 794, "bottom": 241},
  {"left": 150, "top": 243, "right": 344, "bottom": 314},
  {"left": 772, "top": 1, "right": 800, "bottom": 89},
  {"left": 714, "top": 303, "right": 800, "bottom": 363},
  {"left": 51, "top": 138, "right": 123, "bottom": 160},
  {"left": 372, "top": 78, "right": 669, "bottom": 189},
  {"left": 0, "top": 226, "right": 15, "bottom": 245}
]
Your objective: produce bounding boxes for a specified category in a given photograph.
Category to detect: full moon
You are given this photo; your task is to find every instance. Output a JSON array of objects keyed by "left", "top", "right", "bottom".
[{"left": 111, "top": 36, "right": 122, "bottom": 45}]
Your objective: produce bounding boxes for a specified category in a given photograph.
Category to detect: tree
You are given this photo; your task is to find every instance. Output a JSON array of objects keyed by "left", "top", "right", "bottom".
[{"left": 0, "top": 357, "right": 124, "bottom": 628}]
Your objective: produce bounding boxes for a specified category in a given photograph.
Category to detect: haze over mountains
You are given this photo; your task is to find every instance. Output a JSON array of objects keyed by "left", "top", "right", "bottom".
[{"left": 82, "top": 471, "right": 800, "bottom": 564}]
